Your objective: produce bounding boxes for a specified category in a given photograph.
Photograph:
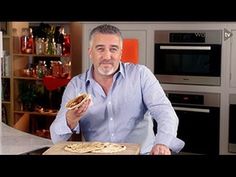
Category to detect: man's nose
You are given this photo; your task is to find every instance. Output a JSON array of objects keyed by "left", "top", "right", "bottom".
[{"left": 103, "top": 49, "right": 112, "bottom": 59}]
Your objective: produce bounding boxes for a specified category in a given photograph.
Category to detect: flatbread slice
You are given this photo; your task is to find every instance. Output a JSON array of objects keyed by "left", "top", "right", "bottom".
[
  {"left": 65, "top": 93, "right": 90, "bottom": 110},
  {"left": 64, "top": 142, "right": 127, "bottom": 154},
  {"left": 92, "top": 142, "right": 127, "bottom": 153},
  {"left": 64, "top": 142, "right": 105, "bottom": 153}
]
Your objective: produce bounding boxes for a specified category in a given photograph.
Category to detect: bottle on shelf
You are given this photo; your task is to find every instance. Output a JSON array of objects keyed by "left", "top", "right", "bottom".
[
  {"left": 56, "top": 43, "right": 62, "bottom": 55},
  {"left": 35, "top": 38, "right": 45, "bottom": 55},
  {"left": 55, "top": 26, "right": 71, "bottom": 56},
  {"left": 36, "top": 60, "right": 47, "bottom": 78},
  {"left": 28, "top": 28, "right": 35, "bottom": 54},
  {"left": 21, "top": 28, "right": 34, "bottom": 54},
  {"left": 63, "top": 34, "right": 71, "bottom": 56},
  {"left": 1, "top": 50, "right": 11, "bottom": 77}
]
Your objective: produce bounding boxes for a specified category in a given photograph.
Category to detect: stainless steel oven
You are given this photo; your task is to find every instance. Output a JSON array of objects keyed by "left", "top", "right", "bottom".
[
  {"left": 229, "top": 94, "right": 236, "bottom": 152},
  {"left": 154, "top": 30, "right": 222, "bottom": 86},
  {"left": 165, "top": 91, "right": 220, "bottom": 155}
]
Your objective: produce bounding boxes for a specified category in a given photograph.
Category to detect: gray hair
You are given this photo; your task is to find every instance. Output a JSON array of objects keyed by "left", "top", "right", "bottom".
[{"left": 89, "top": 24, "right": 123, "bottom": 47}]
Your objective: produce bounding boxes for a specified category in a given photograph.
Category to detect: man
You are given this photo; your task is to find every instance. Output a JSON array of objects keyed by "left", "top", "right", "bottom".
[{"left": 50, "top": 24, "right": 185, "bottom": 155}]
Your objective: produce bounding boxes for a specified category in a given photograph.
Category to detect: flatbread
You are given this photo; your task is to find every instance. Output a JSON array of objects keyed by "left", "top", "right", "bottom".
[
  {"left": 92, "top": 142, "right": 126, "bottom": 153},
  {"left": 64, "top": 142, "right": 105, "bottom": 153},
  {"left": 64, "top": 142, "right": 127, "bottom": 154},
  {"left": 65, "top": 93, "right": 90, "bottom": 110}
]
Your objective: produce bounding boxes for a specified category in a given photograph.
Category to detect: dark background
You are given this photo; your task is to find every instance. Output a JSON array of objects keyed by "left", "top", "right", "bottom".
[{"left": 1, "top": 1, "right": 236, "bottom": 22}]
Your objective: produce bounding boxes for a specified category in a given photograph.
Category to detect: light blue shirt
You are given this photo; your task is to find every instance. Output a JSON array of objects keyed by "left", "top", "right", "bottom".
[{"left": 50, "top": 62, "right": 185, "bottom": 154}]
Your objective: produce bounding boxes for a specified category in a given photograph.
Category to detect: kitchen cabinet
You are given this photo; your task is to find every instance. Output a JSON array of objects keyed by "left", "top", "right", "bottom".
[
  {"left": 12, "top": 22, "right": 70, "bottom": 138},
  {"left": 1, "top": 22, "right": 13, "bottom": 126},
  {"left": 12, "top": 54, "right": 67, "bottom": 138},
  {"left": 10, "top": 22, "right": 82, "bottom": 138}
]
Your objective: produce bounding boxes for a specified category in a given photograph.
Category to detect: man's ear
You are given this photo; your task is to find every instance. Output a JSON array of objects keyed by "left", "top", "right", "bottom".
[{"left": 88, "top": 48, "right": 92, "bottom": 58}]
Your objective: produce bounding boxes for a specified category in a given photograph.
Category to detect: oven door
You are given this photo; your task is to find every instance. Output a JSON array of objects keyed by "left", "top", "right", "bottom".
[
  {"left": 229, "top": 104, "right": 236, "bottom": 152},
  {"left": 174, "top": 104, "right": 220, "bottom": 155},
  {"left": 154, "top": 44, "right": 221, "bottom": 85}
]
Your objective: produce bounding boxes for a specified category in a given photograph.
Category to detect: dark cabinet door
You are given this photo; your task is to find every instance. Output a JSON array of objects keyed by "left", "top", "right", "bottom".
[
  {"left": 229, "top": 104, "right": 236, "bottom": 152},
  {"left": 175, "top": 106, "right": 220, "bottom": 155}
]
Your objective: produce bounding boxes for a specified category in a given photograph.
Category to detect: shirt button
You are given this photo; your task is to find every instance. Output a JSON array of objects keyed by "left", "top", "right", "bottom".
[
  {"left": 111, "top": 133, "right": 114, "bottom": 136},
  {"left": 110, "top": 117, "right": 113, "bottom": 121},
  {"left": 108, "top": 101, "right": 111, "bottom": 105}
]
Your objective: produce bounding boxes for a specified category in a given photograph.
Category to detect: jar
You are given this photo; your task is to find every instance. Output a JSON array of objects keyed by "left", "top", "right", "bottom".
[
  {"left": 56, "top": 43, "right": 62, "bottom": 55},
  {"left": 51, "top": 61, "right": 62, "bottom": 78},
  {"left": 20, "top": 28, "right": 34, "bottom": 54},
  {"left": 36, "top": 60, "right": 47, "bottom": 78},
  {"left": 35, "top": 38, "right": 45, "bottom": 55},
  {"left": 47, "top": 38, "right": 56, "bottom": 55}
]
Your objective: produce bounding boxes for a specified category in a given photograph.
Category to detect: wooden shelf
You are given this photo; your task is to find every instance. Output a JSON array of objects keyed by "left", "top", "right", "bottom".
[
  {"left": 4, "top": 21, "right": 82, "bottom": 138},
  {"left": 1, "top": 76, "right": 11, "bottom": 79},
  {"left": 13, "top": 53, "right": 70, "bottom": 58},
  {"left": 2, "top": 101, "right": 11, "bottom": 104},
  {"left": 3, "top": 35, "right": 10, "bottom": 39},
  {"left": 13, "top": 76, "right": 43, "bottom": 80},
  {"left": 14, "top": 110, "right": 57, "bottom": 116}
]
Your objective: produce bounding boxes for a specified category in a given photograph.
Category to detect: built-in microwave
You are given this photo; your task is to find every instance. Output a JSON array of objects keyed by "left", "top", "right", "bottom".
[{"left": 154, "top": 30, "right": 222, "bottom": 86}]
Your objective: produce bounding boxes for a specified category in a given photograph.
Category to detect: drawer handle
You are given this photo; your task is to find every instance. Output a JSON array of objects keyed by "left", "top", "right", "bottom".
[{"left": 173, "top": 106, "right": 210, "bottom": 113}]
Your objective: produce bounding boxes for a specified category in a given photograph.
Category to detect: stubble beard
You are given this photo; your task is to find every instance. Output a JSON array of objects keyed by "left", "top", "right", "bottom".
[{"left": 97, "top": 65, "right": 116, "bottom": 76}]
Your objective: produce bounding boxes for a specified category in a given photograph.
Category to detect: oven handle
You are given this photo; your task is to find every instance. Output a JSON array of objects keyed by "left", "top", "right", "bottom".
[
  {"left": 173, "top": 106, "right": 210, "bottom": 113},
  {"left": 160, "top": 45, "right": 211, "bottom": 50}
]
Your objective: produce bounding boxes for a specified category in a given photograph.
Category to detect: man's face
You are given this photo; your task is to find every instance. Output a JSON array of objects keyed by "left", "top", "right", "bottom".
[{"left": 88, "top": 33, "right": 122, "bottom": 77}]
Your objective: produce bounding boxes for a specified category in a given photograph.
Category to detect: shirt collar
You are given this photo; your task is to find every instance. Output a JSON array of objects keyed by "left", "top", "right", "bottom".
[{"left": 118, "top": 62, "right": 125, "bottom": 79}]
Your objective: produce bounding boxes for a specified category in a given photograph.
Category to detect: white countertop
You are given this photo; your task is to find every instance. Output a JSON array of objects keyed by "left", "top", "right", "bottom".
[{"left": 0, "top": 122, "right": 53, "bottom": 154}]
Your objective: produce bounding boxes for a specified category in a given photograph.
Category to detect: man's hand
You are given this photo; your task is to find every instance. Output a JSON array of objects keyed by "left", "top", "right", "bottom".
[
  {"left": 66, "top": 99, "right": 91, "bottom": 129},
  {"left": 150, "top": 144, "right": 171, "bottom": 155}
]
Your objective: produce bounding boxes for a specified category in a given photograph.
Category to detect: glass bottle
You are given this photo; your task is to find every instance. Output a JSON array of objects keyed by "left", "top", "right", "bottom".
[
  {"left": 36, "top": 60, "right": 47, "bottom": 78},
  {"left": 35, "top": 38, "right": 44, "bottom": 55},
  {"left": 56, "top": 43, "right": 62, "bottom": 55},
  {"left": 51, "top": 61, "right": 62, "bottom": 78},
  {"left": 21, "top": 28, "right": 34, "bottom": 54},
  {"left": 28, "top": 28, "right": 35, "bottom": 54},
  {"left": 21, "top": 28, "right": 28, "bottom": 54},
  {"left": 47, "top": 38, "right": 56, "bottom": 55},
  {"left": 62, "top": 34, "right": 71, "bottom": 56}
]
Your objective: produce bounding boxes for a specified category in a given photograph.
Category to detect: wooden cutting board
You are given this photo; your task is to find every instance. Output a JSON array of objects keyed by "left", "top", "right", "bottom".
[{"left": 43, "top": 141, "right": 140, "bottom": 155}]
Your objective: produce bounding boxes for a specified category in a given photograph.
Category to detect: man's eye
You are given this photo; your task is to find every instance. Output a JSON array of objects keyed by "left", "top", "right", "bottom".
[
  {"left": 97, "top": 48, "right": 104, "bottom": 52},
  {"left": 110, "top": 48, "right": 118, "bottom": 52}
]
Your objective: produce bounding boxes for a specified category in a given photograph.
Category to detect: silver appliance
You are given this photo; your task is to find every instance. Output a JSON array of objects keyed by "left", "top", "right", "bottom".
[{"left": 154, "top": 30, "right": 222, "bottom": 86}]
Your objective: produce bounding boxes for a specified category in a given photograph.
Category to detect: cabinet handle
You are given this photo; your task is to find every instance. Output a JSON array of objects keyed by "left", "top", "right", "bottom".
[
  {"left": 173, "top": 106, "right": 210, "bottom": 113},
  {"left": 160, "top": 46, "right": 211, "bottom": 50}
]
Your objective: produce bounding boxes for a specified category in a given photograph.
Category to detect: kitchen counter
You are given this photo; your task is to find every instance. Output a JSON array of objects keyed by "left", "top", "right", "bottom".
[{"left": 0, "top": 122, "right": 53, "bottom": 155}]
